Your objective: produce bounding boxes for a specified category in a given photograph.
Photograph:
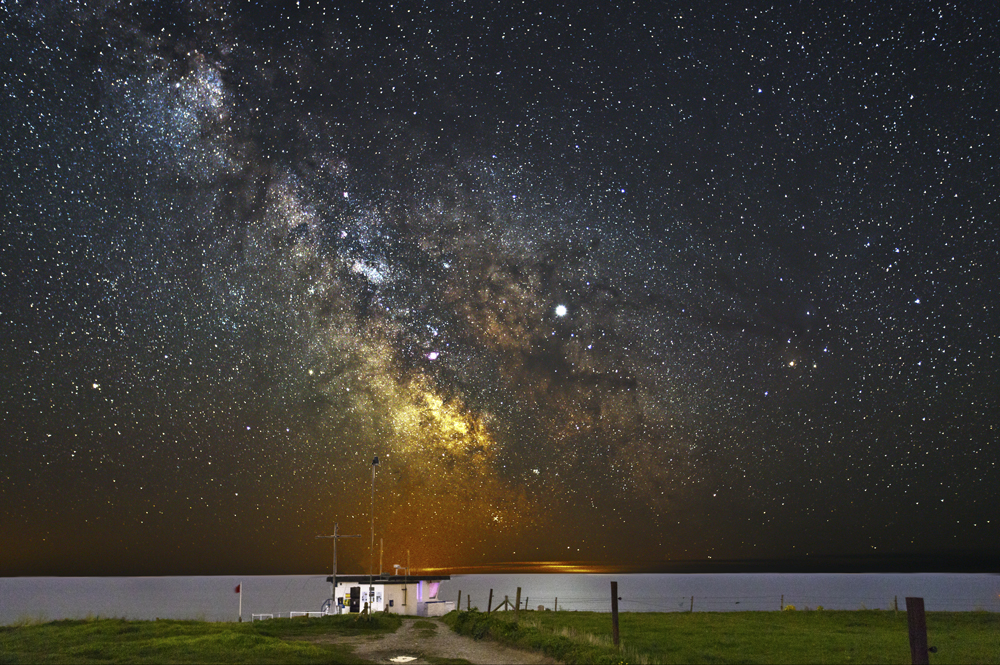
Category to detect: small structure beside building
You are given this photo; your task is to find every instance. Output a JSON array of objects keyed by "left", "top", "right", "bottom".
[{"left": 325, "top": 574, "right": 453, "bottom": 616}]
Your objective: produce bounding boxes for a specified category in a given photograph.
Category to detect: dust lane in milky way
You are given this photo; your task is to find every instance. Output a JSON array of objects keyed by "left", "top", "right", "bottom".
[{"left": 0, "top": 2, "right": 996, "bottom": 575}]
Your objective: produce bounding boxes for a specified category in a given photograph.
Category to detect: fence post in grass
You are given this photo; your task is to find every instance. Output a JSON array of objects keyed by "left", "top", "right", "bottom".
[
  {"left": 690, "top": 595, "right": 694, "bottom": 612},
  {"left": 906, "top": 597, "right": 930, "bottom": 665},
  {"left": 554, "top": 596, "right": 558, "bottom": 612},
  {"left": 515, "top": 587, "right": 522, "bottom": 621},
  {"left": 526, "top": 596, "right": 529, "bottom": 610},
  {"left": 781, "top": 594, "right": 784, "bottom": 611},
  {"left": 611, "top": 581, "right": 620, "bottom": 648},
  {"left": 467, "top": 593, "right": 471, "bottom": 611},
  {"left": 894, "top": 595, "right": 898, "bottom": 613},
  {"left": 487, "top": 589, "right": 493, "bottom": 615},
  {"left": 457, "top": 590, "right": 462, "bottom": 611}
]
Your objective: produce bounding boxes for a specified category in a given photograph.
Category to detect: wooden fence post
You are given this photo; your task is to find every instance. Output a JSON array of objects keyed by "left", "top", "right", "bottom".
[
  {"left": 504, "top": 595, "right": 509, "bottom": 611},
  {"left": 611, "top": 581, "right": 620, "bottom": 648},
  {"left": 906, "top": 597, "right": 930, "bottom": 665},
  {"left": 690, "top": 596, "right": 694, "bottom": 612},
  {"left": 487, "top": 589, "right": 493, "bottom": 615},
  {"left": 780, "top": 594, "right": 784, "bottom": 611},
  {"left": 554, "top": 596, "right": 558, "bottom": 612},
  {"left": 467, "top": 593, "right": 471, "bottom": 611},
  {"left": 515, "top": 587, "right": 522, "bottom": 621},
  {"left": 457, "top": 590, "right": 462, "bottom": 611}
]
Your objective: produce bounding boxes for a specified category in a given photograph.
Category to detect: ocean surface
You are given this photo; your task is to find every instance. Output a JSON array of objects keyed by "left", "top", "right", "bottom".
[{"left": 2, "top": 573, "right": 998, "bottom": 625}]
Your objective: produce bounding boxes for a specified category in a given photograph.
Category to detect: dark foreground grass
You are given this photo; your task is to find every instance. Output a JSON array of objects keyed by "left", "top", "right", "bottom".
[
  {"left": 0, "top": 613, "right": 401, "bottom": 664},
  {"left": 444, "top": 609, "right": 1000, "bottom": 665}
]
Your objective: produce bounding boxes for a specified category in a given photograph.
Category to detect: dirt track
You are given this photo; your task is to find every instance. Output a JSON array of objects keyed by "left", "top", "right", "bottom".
[{"left": 305, "top": 616, "right": 560, "bottom": 664}]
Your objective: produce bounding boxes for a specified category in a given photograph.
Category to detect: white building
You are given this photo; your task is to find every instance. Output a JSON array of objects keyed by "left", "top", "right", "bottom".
[{"left": 325, "top": 574, "right": 454, "bottom": 616}]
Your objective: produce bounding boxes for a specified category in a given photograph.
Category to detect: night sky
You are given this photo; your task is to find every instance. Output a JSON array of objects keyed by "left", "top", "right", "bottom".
[{"left": 2, "top": 1, "right": 997, "bottom": 577}]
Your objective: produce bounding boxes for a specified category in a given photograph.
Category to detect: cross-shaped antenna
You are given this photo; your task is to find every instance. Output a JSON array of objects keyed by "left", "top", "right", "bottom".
[{"left": 316, "top": 522, "right": 361, "bottom": 613}]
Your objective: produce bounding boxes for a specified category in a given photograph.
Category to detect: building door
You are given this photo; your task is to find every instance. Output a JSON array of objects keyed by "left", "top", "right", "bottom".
[{"left": 349, "top": 586, "right": 361, "bottom": 613}]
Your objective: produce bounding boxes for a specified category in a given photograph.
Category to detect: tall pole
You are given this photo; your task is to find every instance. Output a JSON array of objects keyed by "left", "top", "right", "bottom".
[
  {"left": 316, "top": 524, "right": 360, "bottom": 614},
  {"left": 611, "top": 581, "right": 620, "bottom": 647},
  {"left": 369, "top": 455, "right": 379, "bottom": 613}
]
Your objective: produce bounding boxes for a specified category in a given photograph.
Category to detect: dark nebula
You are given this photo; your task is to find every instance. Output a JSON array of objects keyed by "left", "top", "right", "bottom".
[{"left": 1, "top": 1, "right": 997, "bottom": 575}]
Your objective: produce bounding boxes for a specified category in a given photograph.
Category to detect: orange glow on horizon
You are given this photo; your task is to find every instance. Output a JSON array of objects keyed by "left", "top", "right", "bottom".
[{"left": 417, "top": 561, "right": 641, "bottom": 575}]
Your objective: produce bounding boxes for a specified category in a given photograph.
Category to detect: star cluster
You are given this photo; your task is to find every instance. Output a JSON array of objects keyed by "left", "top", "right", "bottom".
[{"left": 0, "top": 1, "right": 996, "bottom": 575}]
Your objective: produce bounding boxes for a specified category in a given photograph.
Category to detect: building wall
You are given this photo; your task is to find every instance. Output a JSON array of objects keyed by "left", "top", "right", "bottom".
[
  {"left": 333, "top": 580, "right": 435, "bottom": 615},
  {"left": 382, "top": 583, "right": 418, "bottom": 615},
  {"left": 333, "top": 581, "right": 385, "bottom": 613}
]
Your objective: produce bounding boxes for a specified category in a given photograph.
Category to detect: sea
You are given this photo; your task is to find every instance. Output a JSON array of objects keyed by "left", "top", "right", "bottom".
[{"left": 2, "top": 573, "right": 998, "bottom": 625}]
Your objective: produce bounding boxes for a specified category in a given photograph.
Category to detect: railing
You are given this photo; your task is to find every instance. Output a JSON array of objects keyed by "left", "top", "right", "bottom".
[{"left": 248, "top": 611, "right": 333, "bottom": 620}]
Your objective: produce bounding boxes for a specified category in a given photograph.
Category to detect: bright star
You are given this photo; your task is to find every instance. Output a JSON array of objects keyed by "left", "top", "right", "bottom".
[{"left": 555, "top": 305, "right": 568, "bottom": 317}]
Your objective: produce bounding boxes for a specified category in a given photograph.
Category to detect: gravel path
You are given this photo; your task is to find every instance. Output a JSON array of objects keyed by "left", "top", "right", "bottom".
[{"left": 305, "top": 617, "right": 560, "bottom": 664}]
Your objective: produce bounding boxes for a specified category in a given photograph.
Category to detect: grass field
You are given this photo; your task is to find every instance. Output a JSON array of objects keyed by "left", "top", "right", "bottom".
[
  {"left": 445, "top": 608, "right": 1000, "bottom": 664},
  {"left": 0, "top": 613, "right": 400, "bottom": 664},
  {"left": 4, "top": 609, "right": 997, "bottom": 664}
]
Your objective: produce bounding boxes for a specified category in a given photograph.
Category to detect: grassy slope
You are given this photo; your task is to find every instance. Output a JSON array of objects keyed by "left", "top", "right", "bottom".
[
  {"left": 445, "top": 609, "right": 1000, "bottom": 665},
  {"left": 0, "top": 614, "right": 401, "bottom": 665}
]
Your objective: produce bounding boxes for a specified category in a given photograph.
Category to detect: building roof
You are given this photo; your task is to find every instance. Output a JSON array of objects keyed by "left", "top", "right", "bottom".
[{"left": 327, "top": 574, "right": 450, "bottom": 584}]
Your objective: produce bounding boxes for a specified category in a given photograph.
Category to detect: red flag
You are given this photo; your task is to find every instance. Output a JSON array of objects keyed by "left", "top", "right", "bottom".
[{"left": 234, "top": 584, "right": 241, "bottom": 594}]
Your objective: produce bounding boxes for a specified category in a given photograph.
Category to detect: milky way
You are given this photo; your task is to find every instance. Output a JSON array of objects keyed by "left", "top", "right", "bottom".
[{"left": 1, "top": 2, "right": 997, "bottom": 575}]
